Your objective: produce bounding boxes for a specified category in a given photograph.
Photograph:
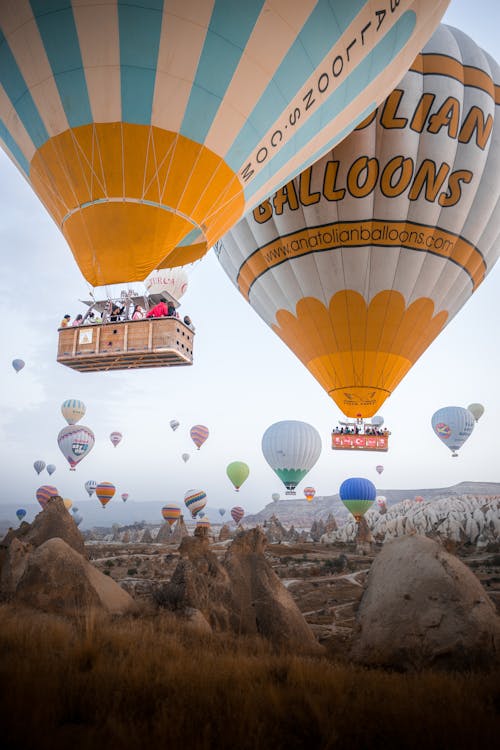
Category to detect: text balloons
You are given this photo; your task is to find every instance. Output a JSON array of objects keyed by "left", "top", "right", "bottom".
[
  {"left": 184, "top": 489, "right": 207, "bottom": 518},
  {"left": 110, "top": 432, "right": 123, "bottom": 448},
  {"left": 0, "top": 2, "right": 446, "bottom": 286},
  {"left": 431, "top": 406, "right": 475, "bottom": 457},
  {"left": 12, "top": 359, "right": 24, "bottom": 373},
  {"left": 161, "top": 505, "right": 181, "bottom": 527},
  {"left": 96, "top": 482, "right": 116, "bottom": 508},
  {"left": 85, "top": 480, "right": 97, "bottom": 497},
  {"left": 218, "top": 25, "right": 500, "bottom": 417},
  {"left": 190, "top": 425, "right": 209, "bottom": 450},
  {"left": 61, "top": 399, "right": 86, "bottom": 425},
  {"left": 36, "top": 485, "right": 58, "bottom": 510},
  {"left": 226, "top": 461, "right": 250, "bottom": 492},
  {"left": 262, "top": 420, "right": 321, "bottom": 494},
  {"left": 58, "top": 425, "right": 95, "bottom": 470},
  {"left": 33, "top": 460, "right": 46, "bottom": 475},
  {"left": 339, "top": 477, "right": 376, "bottom": 521},
  {"left": 230, "top": 506, "right": 245, "bottom": 525}
]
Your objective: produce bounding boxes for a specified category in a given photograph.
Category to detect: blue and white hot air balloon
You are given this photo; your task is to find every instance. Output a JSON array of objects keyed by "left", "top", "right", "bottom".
[{"left": 431, "top": 406, "right": 475, "bottom": 457}]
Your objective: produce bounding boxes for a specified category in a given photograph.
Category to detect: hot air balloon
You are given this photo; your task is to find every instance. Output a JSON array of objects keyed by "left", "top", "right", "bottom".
[
  {"left": 33, "top": 460, "right": 46, "bottom": 475},
  {"left": 16, "top": 508, "right": 26, "bottom": 522},
  {"left": 85, "top": 480, "right": 97, "bottom": 497},
  {"left": 170, "top": 419, "right": 180, "bottom": 432},
  {"left": 226, "top": 461, "right": 250, "bottom": 492},
  {"left": 181, "top": 453, "right": 190, "bottom": 464},
  {"left": 121, "top": 493, "right": 129, "bottom": 503},
  {"left": 467, "top": 403, "right": 485, "bottom": 422},
  {"left": 73, "top": 513, "right": 83, "bottom": 527},
  {"left": 372, "top": 416, "right": 384, "bottom": 428},
  {"left": 72, "top": 506, "right": 79, "bottom": 514},
  {"left": 376, "top": 465, "right": 384, "bottom": 475},
  {"left": 36, "top": 485, "right": 58, "bottom": 510},
  {"left": 376, "top": 495, "right": 387, "bottom": 508},
  {"left": 58, "top": 425, "right": 95, "bottom": 470},
  {"left": 339, "top": 477, "right": 376, "bottom": 521},
  {"left": 303, "top": 486, "right": 316, "bottom": 502},
  {"left": 12, "top": 359, "right": 24, "bottom": 373},
  {"left": 146, "top": 269, "right": 189, "bottom": 300},
  {"left": 218, "top": 508, "right": 226, "bottom": 517},
  {"left": 190, "top": 425, "right": 209, "bottom": 451},
  {"left": 161, "top": 505, "right": 181, "bottom": 527},
  {"left": 272, "top": 493, "right": 280, "bottom": 503},
  {"left": 184, "top": 489, "right": 207, "bottom": 519},
  {"left": 63, "top": 499, "right": 73, "bottom": 511},
  {"left": 218, "top": 25, "right": 500, "bottom": 418},
  {"left": 110, "top": 432, "right": 122, "bottom": 448},
  {"left": 262, "top": 420, "right": 321, "bottom": 495},
  {"left": 61, "top": 399, "right": 86, "bottom": 425},
  {"left": 0, "top": 2, "right": 446, "bottom": 288},
  {"left": 196, "top": 517, "right": 211, "bottom": 530},
  {"left": 431, "top": 406, "right": 475, "bottom": 457},
  {"left": 96, "top": 482, "right": 116, "bottom": 508},
  {"left": 414, "top": 495, "right": 425, "bottom": 503},
  {"left": 46, "top": 464, "right": 56, "bottom": 476},
  {"left": 230, "top": 506, "right": 245, "bottom": 525}
]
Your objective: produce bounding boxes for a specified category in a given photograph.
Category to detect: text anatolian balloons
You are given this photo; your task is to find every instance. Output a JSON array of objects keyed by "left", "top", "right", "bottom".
[
  {"left": 431, "top": 406, "right": 475, "bottom": 457},
  {"left": 0, "top": 2, "right": 447, "bottom": 286},
  {"left": 33, "top": 460, "right": 46, "bottom": 475},
  {"left": 218, "top": 25, "right": 500, "bottom": 417},
  {"left": 61, "top": 399, "right": 86, "bottom": 425},
  {"left": 57, "top": 425, "right": 95, "bottom": 470},
  {"left": 262, "top": 420, "right": 321, "bottom": 495}
]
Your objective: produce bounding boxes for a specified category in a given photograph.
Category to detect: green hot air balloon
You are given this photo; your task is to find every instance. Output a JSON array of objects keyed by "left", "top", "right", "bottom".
[{"left": 226, "top": 461, "right": 250, "bottom": 492}]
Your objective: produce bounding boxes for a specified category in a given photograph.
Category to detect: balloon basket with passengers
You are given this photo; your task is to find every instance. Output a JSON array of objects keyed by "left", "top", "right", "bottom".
[
  {"left": 331, "top": 416, "right": 390, "bottom": 452},
  {"left": 57, "top": 279, "right": 195, "bottom": 373}
]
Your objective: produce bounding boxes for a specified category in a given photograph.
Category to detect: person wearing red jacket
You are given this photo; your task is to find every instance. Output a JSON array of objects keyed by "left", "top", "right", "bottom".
[{"left": 146, "top": 300, "right": 169, "bottom": 318}]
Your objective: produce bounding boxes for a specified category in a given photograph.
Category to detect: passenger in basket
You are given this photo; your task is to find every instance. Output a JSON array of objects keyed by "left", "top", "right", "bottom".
[
  {"left": 109, "top": 302, "right": 125, "bottom": 322},
  {"left": 183, "top": 315, "right": 195, "bottom": 332},
  {"left": 146, "top": 299, "right": 169, "bottom": 318},
  {"left": 60, "top": 314, "right": 71, "bottom": 328},
  {"left": 167, "top": 302, "right": 178, "bottom": 318},
  {"left": 72, "top": 314, "right": 83, "bottom": 326},
  {"left": 132, "top": 305, "right": 146, "bottom": 320}
]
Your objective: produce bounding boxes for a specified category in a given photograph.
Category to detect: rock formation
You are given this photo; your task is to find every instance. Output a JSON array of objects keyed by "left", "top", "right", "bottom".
[
  {"left": 218, "top": 523, "right": 231, "bottom": 542},
  {"left": 263, "top": 514, "right": 287, "bottom": 543},
  {"left": 141, "top": 528, "right": 153, "bottom": 543},
  {"left": 324, "top": 514, "right": 338, "bottom": 533},
  {"left": 0, "top": 537, "right": 31, "bottom": 596},
  {"left": 355, "top": 516, "right": 374, "bottom": 555},
  {"left": 310, "top": 519, "right": 326, "bottom": 542},
  {"left": 351, "top": 534, "right": 500, "bottom": 670},
  {"left": 8, "top": 496, "right": 86, "bottom": 556},
  {"left": 156, "top": 522, "right": 173, "bottom": 543},
  {"left": 171, "top": 516, "right": 189, "bottom": 543}
]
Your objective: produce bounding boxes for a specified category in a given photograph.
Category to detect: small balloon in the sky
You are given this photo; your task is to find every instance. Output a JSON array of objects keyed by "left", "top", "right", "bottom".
[
  {"left": 33, "top": 460, "right": 46, "bottom": 475},
  {"left": 372, "top": 416, "right": 384, "bottom": 428},
  {"left": 121, "top": 493, "right": 129, "bottom": 502},
  {"left": 303, "top": 486, "right": 315, "bottom": 502},
  {"left": 85, "top": 480, "right": 97, "bottom": 497},
  {"left": 46, "top": 464, "right": 56, "bottom": 476},
  {"left": 181, "top": 453, "right": 190, "bottom": 463},
  {"left": 110, "top": 431, "right": 123, "bottom": 448},
  {"left": 16, "top": 508, "right": 26, "bottom": 522},
  {"left": 61, "top": 399, "right": 86, "bottom": 425},
  {"left": 230, "top": 506, "right": 245, "bottom": 525},
  {"left": 218, "top": 508, "right": 226, "bottom": 517},
  {"left": 72, "top": 506, "right": 79, "bottom": 514},
  {"left": 467, "top": 403, "right": 484, "bottom": 422},
  {"left": 190, "top": 425, "right": 209, "bottom": 450},
  {"left": 376, "top": 465, "right": 384, "bottom": 475},
  {"left": 12, "top": 359, "right": 25, "bottom": 373},
  {"left": 169, "top": 419, "right": 180, "bottom": 432},
  {"left": 272, "top": 493, "right": 280, "bottom": 503}
]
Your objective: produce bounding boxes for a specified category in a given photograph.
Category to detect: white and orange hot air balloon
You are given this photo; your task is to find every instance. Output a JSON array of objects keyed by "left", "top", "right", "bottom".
[{"left": 218, "top": 25, "right": 500, "bottom": 418}]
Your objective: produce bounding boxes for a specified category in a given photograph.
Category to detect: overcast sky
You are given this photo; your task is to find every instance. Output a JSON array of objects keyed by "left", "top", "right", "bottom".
[{"left": 1, "top": 0, "right": 499, "bottom": 524}]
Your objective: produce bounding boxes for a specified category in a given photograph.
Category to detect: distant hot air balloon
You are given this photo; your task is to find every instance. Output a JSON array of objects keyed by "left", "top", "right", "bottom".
[
  {"left": 262, "top": 421, "right": 321, "bottom": 495},
  {"left": 190, "top": 425, "right": 209, "bottom": 450},
  {"left": 181, "top": 453, "right": 190, "bottom": 464},
  {"left": 467, "top": 403, "right": 485, "bottom": 422},
  {"left": 63, "top": 499, "right": 73, "bottom": 511},
  {"left": 12, "top": 359, "right": 24, "bottom": 373},
  {"left": 0, "top": 2, "right": 446, "bottom": 287},
  {"left": 145, "top": 269, "right": 189, "bottom": 301},
  {"left": 376, "top": 465, "right": 384, "bottom": 475},
  {"left": 431, "top": 406, "right": 475, "bottom": 457},
  {"left": 169, "top": 419, "right": 180, "bottom": 432},
  {"left": 272, "top": 493, "right": 280, "bottom": 503},
  {"left": 46, "top": 464, "right": 56, "bottom": 476},
  {"left": 58, "top": 425, "right": 95, "bottom": 470},
  {"left": 184, "top": 489, "right": 207, "bottom": 518},
  {"left": 218, "top": 508, "right": 226, "bottom": 518},
  {"left": 96, "top": 482, "right": 116, "bottom": 508},
  {"left": 226, "top": 461, "right": 250, "bottom": 492},
  {"left": 376, "top": 495, "right": 387, "bottom": 508},
  {"left": 36, "top": 485, "right": 58, "bottom": 510},
  {"left": 72, "top": 506, "right": 79, "bottom": 514},
  {"left": 161, "top": 505, "right": 181, "bottom": 527},
  {"left": 372, "top": 416, "right": 384, "bottom": 428},
  {"left": 198, "top": 511, "right": 205, "bottom": 519},
  {"left": 196, "top": 517, "right": 211, "bottom": 530},
  {"left": 230, "top": 506, "right": 245, "bottom": 525},
  {"left": 303, "top": 486, "right": 316, "bottom": 502},
  {"left": 16, "top": 508, "right": 26, "bottom": 522},
  {"left": 218, "top": 25, "right": 500, "bottom": 418},
  {"left": 73, "top": 513, "right": 83, "bottom": 527},
  {"left": 61, "top": 399, "right": 86, "bottom": 425},
  {"left": 33, "top": 460, "right": 46, "bottom": 475},
  {"left": 121, "top": 493, "right": 129, "bottom": 503},
  {"left": 110, "top": 432, "right": 123, "bottom": 448},
  {"left": 339, "top": 478, "right": 376, "bottom": 521},
  {"left": 85, "top": 480, "right": 97, "bottom": 497},
  {"left": 414, "top": 495, "right": 425, "bottom": 503}
]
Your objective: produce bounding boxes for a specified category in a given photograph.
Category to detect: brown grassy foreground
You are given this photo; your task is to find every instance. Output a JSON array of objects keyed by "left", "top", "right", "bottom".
[{"left": 0, "top": 604, "right": 498, "bottom": 750}]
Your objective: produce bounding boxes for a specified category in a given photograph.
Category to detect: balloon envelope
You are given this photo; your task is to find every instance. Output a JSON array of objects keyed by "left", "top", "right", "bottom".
[
  {"left": 73, "top": 513, "right": 83, "bottom": 527},
  {"left": 184, "top": 489, "right": 207, "bottom": 518},
  {"left": 85, "top": 480, "right": 97, "bottom": 497},
  {"left": 218, "top": 25, "right": 500, "bottom": 417},
  {"left": 271, "top": 493, "right": 280, "bottom": 503},
  {"left": 121, "top": 493, "right": 129, "bottom": 502},
  {"left": 230, "top": 506, "right": 244, "bottom": 525},
  {"left": 46, "top": 464, "right": 56, "bottom": 476},
  {"left": 36, "top": 485, "right": 58, "bottom": 510},
  {"left": 16, "top": 508, "right": 26, "bottom": 522},
  {"left": 181, "top": 453, "right": 190, "bottom": 463},
  {"left": 58, "top": 425, "right": 95, "bottom": 470},
  {"left": 33, "top": 460, "right": 46, "bottom": 475},
  {"left": 61, "top": 399, "right": 86, "bottom": 425},
  {"left": 161, "top": 504, "right": 181, "bottom": 527},
  {"left": 226, "top": 461, "right": 250, "bottom": 491},
  {"left": 169, "top": 419, "right": 180, "bottom": 432},
  {"left": 146, "top": 269, "right": 188, "bottom": 300},
  {"left": 0, "top": 2, "right": 447, "bottom": 286},
  {"left": 12, "top": 359, "right": 24, "bottom": 373},
  {"left": 376, "top": 465, "right": 384, "bottom": 475},
  {"left": 339, "top": 477, "right": 376, "bottom": 520},
  {"left": 372, "top": 416, "right": 384, "bottom": 428},
  {"left": 190, "top": 425, "right": 209, "bottom": 450},
  {"left": 95, "top": 482, "right": 116, "bottom": 508},
  {"left": 218, "top": 508, "right": 226, "bottom": 517},
  {"left": 467, "top": 403, "right": 485, "bottom": 422},
  {"left": 110, "top": 432, "right": 122, "bottom": 447},
  {"left": 262, "top": 420, "right": 321, "bottom": 493},
  {"left": 431, "top": 406, "right": 475, "bottom": 457},
  {"left": 303, "top": 486, "right": 315, "bottom": 502}
]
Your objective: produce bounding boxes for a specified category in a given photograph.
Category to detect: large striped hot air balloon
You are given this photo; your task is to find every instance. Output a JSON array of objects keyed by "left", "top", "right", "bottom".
[
  {"left": 218, "top": 25, "right": 500, "bottom": 418},
  {"left": 36, "top": 485, "right": 58, "bottom": 510},
  {"left": 339, "top": 477, "right": 376, "bottom": 521},
  {"left": 0, "top": 2, "right": 447, "bottom": 287},
  {"left": 230, "top": 506, "right": 245, "bottom": 525},
  {"left": 95, "top": 482, "right": 116, "bottom": 508},
  {"left": 431, "top": 406, "right": 475, "bottom": 457},
  {"left": 161, "top": 505, "right": 181, "bottom": 527},
  {"left": 190, "top": 425, "right": 209, "bottom": 451},
  {"left": 184, "top": 489, "right": 207, "bottom": 518},
  {"left": 262, "top": 420, "right": 321, "bottom": 495},
  {"left": 61, "top": 399, "right": 86, "bottom": 425},
  {"left": 58, "top": 425, "right": 95, "bottom": 470},
  {"left": 196, "top": 516, "right": 211, "bottom": 530}
]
